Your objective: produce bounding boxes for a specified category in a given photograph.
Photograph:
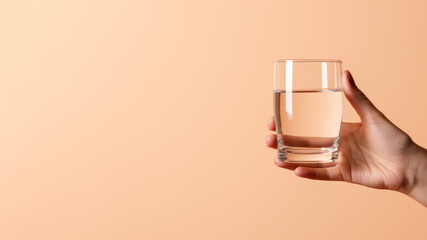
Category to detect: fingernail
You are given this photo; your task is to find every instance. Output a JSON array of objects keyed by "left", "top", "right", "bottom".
[{"left": 294, "top": 167, "right": 303, "bottom": 176}]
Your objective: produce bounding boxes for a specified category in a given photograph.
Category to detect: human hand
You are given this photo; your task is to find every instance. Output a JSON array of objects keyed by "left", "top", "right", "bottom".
[{"left": 266, "top": 70, "right": 427, "bottom": 207}]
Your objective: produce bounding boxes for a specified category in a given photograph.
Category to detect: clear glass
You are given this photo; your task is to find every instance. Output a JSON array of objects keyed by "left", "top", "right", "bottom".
[{"left": 274, "top": 59, "right": 342, "bottom": 165}]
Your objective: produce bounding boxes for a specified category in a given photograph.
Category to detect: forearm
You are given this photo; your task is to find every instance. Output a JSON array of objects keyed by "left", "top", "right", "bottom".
[{"left": 403, "top": 143, "right": 427, "bottom": 207}]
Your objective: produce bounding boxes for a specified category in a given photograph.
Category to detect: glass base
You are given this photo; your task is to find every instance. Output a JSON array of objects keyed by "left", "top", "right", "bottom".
[{"left": 278, "top": 147, "right": 338, "bottom": 167}]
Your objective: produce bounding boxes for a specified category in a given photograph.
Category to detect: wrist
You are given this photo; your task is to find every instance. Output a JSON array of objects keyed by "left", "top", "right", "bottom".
[{"left": 401, "top": 142, "right": 427, "bottom": 207}]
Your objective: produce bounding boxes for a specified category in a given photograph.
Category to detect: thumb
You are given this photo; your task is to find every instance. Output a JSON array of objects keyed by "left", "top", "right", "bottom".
[{"left": 343, "top": 70, "right": 385, "bottom": 123}]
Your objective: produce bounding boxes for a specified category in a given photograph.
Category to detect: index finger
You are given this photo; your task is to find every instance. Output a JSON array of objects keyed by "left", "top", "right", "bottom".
[{"left": 268, "top": 116, "right": 276, "bottom": 131}]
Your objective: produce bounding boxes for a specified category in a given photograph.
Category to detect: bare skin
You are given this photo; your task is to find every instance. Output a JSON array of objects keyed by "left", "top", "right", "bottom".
[{"left": 266, "top": 70, "right": 427, "bottom": 207}]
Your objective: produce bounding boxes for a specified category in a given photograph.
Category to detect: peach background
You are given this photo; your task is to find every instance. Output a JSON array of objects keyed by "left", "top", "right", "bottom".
[{"left": 1, "top": 0, "right": 426, "bottom": 239}]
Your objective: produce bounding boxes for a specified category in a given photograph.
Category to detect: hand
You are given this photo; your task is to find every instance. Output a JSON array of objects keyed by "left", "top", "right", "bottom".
[{"left": 266, "top": 70, "right": 427, "bottom": 207}]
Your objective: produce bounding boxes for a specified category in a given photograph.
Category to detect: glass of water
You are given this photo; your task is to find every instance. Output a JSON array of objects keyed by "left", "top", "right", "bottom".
[{"left": 274, "top": 59, "right": 342, "bottom": 164}]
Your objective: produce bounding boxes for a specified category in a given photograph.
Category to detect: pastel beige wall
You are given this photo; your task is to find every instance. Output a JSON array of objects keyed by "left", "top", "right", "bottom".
[{"left": 1, "top": 0, "right": 426, "bottom": 239}]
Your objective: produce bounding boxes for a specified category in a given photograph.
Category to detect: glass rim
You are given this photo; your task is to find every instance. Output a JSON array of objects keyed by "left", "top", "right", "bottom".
[{"left": 275, "top": 59, "right": 341, "bottom": 63}]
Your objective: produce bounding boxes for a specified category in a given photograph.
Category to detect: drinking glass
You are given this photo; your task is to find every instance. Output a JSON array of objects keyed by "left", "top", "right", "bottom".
[{"left": 274, "top": 59, "right": 342, "bottom": 164}]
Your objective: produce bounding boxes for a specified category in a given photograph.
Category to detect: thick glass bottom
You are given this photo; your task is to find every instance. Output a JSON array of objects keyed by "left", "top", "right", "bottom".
[{"left": 278, "top": 146, "right": 338, "bottom": 167}]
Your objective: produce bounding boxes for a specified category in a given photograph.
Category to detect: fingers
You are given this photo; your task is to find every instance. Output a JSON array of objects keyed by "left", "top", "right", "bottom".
[
  {"left": 295, "top": 166, "right": 343, "bottom": 181},
  {"left": 268, "top": 116, "right": 276, "bottom": 131},
  {"left": 266, "top": 134, "right": 277, "bottom": 149},
  {"left": 266, "top": 117, "right": 277, "bottom": 149},
  {"left": 342, "top": 70, "right": 386, "bottom": 123},
  {"left": 274, "top": 157, "right": 299, "bottom": 170}
]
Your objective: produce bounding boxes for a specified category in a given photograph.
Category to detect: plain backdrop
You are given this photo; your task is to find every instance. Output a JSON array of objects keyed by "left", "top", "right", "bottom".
[{"left": 0, "top": 0, "right": 426, "bottom": 239}]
